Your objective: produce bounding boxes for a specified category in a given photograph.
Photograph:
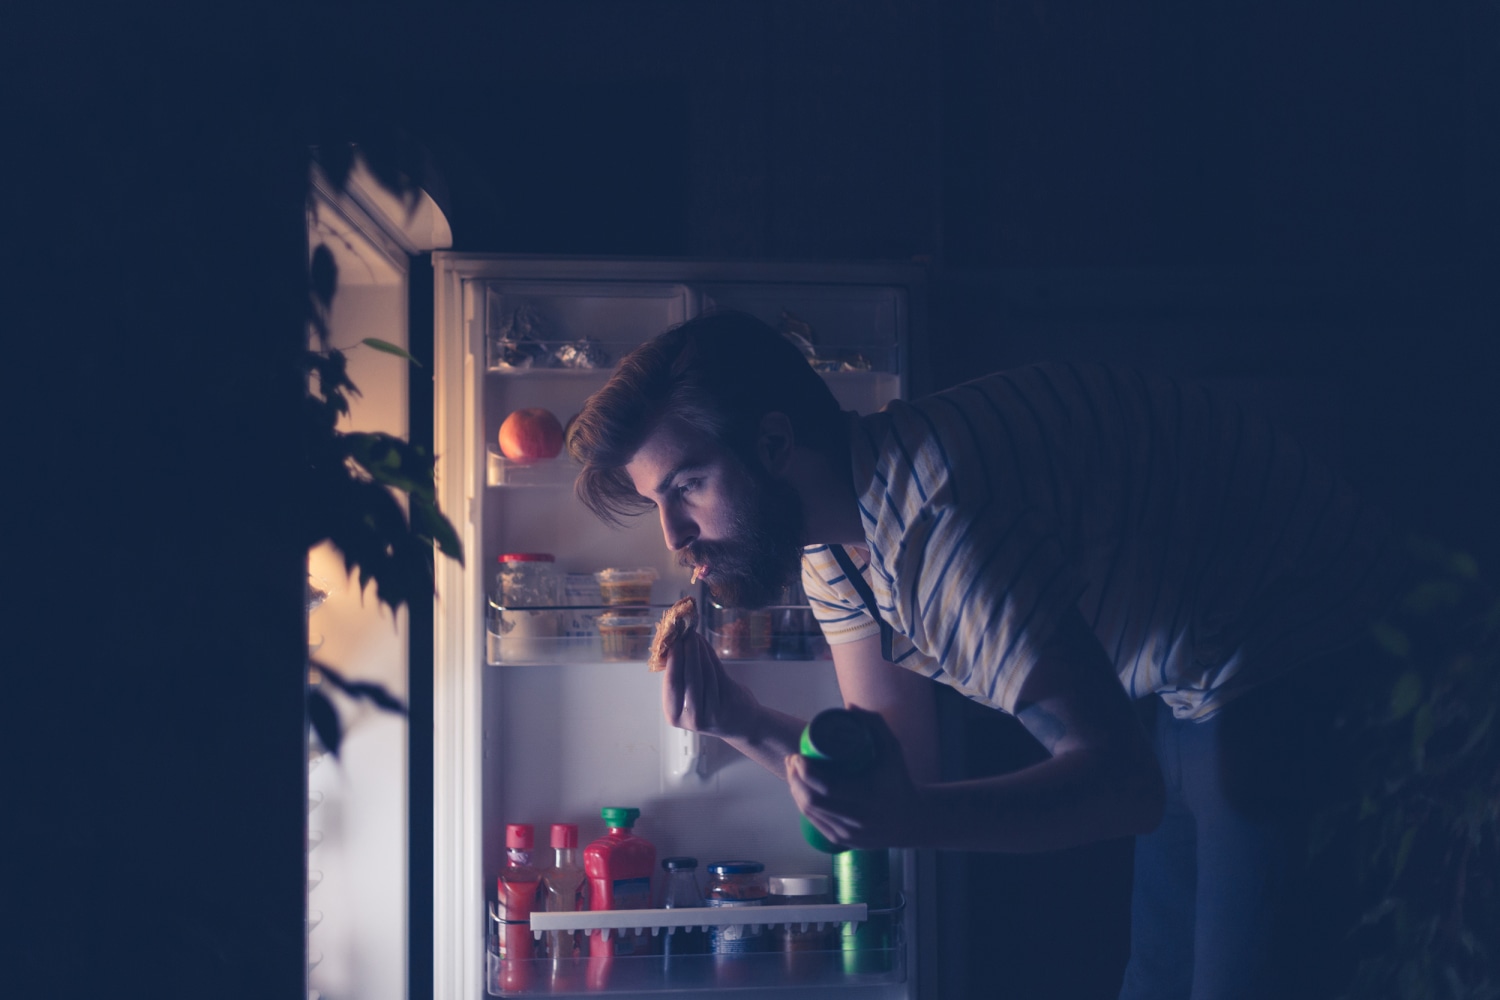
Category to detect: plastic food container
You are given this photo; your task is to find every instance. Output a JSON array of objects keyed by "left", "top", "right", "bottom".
[
  {"left": 594, "top": 568, "right": 658, "bottom": 608},
  {"left": 768, "top": 875, "right": 835, "bottom": 952},
  {"left": 596, "top": 611, "right": 654, "bottom": 661}
]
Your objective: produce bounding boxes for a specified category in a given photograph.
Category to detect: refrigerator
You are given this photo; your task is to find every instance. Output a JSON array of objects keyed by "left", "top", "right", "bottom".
[{"left": 427, "top": 252, "right": 934, "bottom": 1000}]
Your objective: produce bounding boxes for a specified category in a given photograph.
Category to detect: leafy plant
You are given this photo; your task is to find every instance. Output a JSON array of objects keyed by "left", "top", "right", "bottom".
[
  {"left": 302, "top": 222, "right": 463, "bottom": 757},
  {"left": 1316, "top": 537, "right": 1500, "bottom": 1000}
]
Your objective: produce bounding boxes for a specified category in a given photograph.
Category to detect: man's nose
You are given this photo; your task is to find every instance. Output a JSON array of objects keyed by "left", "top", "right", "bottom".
[{"left": 659, "top": 505, "right": 697, "bottom": 552}]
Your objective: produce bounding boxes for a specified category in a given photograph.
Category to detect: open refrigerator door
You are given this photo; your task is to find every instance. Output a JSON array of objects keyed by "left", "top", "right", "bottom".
[{"left": 432, "top": 255, "right": 928, "bottom": 998}]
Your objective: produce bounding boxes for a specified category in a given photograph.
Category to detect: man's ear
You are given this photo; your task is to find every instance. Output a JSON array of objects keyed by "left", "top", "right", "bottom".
[{"left": 756, "top": 411, "right": 795, "bottom": 475}]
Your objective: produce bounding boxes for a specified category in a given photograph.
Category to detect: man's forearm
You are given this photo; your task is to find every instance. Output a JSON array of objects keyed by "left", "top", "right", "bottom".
[
  {"left": 913, "top": 748, "right": 1164, "bottom": 852},
  {"left": 720, "top": 704, "right": 808, "bottom": 778}
]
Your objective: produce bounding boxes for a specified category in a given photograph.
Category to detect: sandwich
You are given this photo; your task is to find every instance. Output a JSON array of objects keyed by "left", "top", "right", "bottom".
[{"left": 648, "top": 596, "right": 698, "bottom": 672}]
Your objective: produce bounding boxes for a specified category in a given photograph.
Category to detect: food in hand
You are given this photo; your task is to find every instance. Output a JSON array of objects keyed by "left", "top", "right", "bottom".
[
  {"left": 498, "top": 407, "right": 564, "bottom": 463},
  {"left": 648, "top": 596, "right": 697, "bottom": 672}
]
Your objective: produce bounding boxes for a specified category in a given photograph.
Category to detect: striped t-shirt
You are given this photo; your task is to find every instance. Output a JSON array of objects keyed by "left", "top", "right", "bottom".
[{"left": 801, "top": 362, "right": 1406, "bottom": 720}]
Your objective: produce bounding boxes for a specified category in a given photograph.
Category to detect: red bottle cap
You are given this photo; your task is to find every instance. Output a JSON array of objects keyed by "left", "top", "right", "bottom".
[
  {"left": 550, "top": 823, "right": 578, "bottom": 849},
  {"left": 505, "top": 823, "right": 534, "bottom": 849}
]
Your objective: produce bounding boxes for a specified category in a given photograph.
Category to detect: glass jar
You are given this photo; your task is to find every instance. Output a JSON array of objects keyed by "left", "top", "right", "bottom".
[
  {"left": 659, "top": 857, "right": 709, "bottom": 957},
  {"left": 704, "top": 860, "right": 768, "bottom": 955},
  {"left": 705, "top": 601, "right": 772, "bottom": 660},
  {"left": 494, "top": 553, "right": 561, "bottom": 660}
]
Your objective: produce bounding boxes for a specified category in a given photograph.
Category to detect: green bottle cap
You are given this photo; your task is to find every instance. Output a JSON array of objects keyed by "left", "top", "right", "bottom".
[{"left": 600, "top": 806, "right": 641, "bottom": 828}]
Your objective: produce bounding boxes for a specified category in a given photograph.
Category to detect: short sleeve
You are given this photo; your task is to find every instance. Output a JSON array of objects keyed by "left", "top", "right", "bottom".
[{"left": 800, "top": 547, "right": 882, "bottom": 646}]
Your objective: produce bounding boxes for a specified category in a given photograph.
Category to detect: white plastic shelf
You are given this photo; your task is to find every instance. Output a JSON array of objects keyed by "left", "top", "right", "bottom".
[{"left": 527, "top": 903, "right": 868, "bottom": 941}]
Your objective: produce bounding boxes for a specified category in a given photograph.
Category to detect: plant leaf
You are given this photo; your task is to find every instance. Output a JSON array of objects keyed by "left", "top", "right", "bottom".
[
  {"left": 1390, "top": 670, "right": 1424, "bottom": 720},
  {"left": 316, "top": 662, "right": 408, "bottom": 715},
  {"left": 1411, "top": 703, "right": 1435, "bottom": 768},
  {"left": 1374, "top": 621, "right": 1412, "bottom": 660},
  {"left": 307, "top": 687, "right": 342, "bottom": 757},
  {"left": 1449, "top": 551, "right": 1479, "bottom": 580},
  {"left": 362, "top": 337, "right": 421, "bottom": 366},
  {"left": 310, "top": 244, "right": 338, "bottom": 310}
]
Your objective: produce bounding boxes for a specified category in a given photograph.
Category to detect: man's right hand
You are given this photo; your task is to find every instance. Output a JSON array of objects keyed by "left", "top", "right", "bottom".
[{"left": 660, "top": 627, "right": 760, "bottom": 739}]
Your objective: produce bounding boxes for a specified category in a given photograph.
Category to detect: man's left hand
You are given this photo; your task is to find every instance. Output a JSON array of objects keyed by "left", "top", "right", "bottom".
[{"left": 784, "top": 705, "right": 926, "bottom": 850}]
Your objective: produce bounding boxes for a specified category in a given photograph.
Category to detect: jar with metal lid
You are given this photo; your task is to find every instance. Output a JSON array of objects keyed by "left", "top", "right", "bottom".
[
  {"left": 768, "top": 874, "right": 835, "bottom": 953},
  {"left": 704, "top": 860, "right": 768, "bottom": 954},
  {"left": 493, "top": 553, "right": 560, "bottom": 661}
]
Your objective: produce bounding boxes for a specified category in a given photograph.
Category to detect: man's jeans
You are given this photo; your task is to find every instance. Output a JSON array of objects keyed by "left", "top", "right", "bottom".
[{"left": 1118, "top": 673, "right": 1352, "bottom": 1000}]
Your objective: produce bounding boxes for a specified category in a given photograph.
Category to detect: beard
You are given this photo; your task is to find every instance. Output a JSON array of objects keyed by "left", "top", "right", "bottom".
[{"left": 681, "top": 464, "right": 806, "bottom": 609}]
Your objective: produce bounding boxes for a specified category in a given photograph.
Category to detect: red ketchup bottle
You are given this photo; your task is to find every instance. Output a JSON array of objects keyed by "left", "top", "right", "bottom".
[
  {"left": 584, "top": 807, "right": 656, "bottom": 961},
  {"left": 496, "top": 823, "right": 543, "bottom": 992}
]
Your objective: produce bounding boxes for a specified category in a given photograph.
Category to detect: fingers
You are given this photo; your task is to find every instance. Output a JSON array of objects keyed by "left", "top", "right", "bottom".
[
  {"left": 787, "top": 755, "right": 857, "bottom": 849},
  {"left": 662, "top": 632, "right": 723, "bottom": 733},
  {"left": 662, "top": 642, "right": 687, "bottom": 727}
]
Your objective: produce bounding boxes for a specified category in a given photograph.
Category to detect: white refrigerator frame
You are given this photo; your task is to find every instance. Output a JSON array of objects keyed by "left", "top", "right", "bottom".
[{"left": 430, "top": 253, "right": 931, "bottom": 1000}]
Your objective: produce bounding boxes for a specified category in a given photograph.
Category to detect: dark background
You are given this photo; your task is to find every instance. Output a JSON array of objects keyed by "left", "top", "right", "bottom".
[{"left": 6, "top": 1, "right": 1495, "bottom": 998}]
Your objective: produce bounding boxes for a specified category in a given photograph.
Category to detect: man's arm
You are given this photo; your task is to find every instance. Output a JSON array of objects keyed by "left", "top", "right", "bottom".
[
  {"left": 831, "top": 634, "right": 940, "bottom": 785},
  {"left": 787, "top": 606, "right": 1165, "bottom": 852}
]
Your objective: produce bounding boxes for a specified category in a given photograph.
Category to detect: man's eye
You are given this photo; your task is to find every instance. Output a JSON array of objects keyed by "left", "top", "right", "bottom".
[{"left": 678, "top": 478, "right": 701, "bottom": 496}]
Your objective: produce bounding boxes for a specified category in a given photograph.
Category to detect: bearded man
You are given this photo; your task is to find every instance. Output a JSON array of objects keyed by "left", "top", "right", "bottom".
[{"left": 565, "top": 310, "right": 1403, "bottom": 1000}]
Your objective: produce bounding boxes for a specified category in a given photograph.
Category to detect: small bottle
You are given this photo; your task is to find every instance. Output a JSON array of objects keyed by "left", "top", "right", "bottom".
[
  {"left": 497, "top": 823, "right": 543, "bottom": 991},
  {"left": 659, "top": 857, "right": 709, "bottom": 956},
  {"left": 540, "top": 823, "right": 588, "bottom": 960}
]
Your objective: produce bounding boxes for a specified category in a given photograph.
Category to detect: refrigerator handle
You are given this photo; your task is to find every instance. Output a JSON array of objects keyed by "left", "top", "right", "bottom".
[{"left": 662, "top": 720, "right": 706, "bottom": 784}]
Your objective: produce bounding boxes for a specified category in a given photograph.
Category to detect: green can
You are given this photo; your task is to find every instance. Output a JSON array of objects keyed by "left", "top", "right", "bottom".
[
  {"left": 834, "top": 849, "right": 892, "bottom": 974},
  {"left": 797, "top": 709, "right": 878, "bottom": 854}
]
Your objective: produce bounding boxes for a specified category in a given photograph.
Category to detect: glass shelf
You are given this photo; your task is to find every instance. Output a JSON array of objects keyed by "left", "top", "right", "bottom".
[{"left": 485, "top": 602, "right": 829, "bottom": 666}]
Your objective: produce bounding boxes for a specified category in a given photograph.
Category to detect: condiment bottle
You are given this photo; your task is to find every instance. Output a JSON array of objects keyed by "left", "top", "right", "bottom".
[
  {"left": 583, "top": 807, "right": 656, "bottom": 957},
  {"left": 496, "top": 823, "right": 543, "bottom": 990},
  {"left": 540, "top": 823, "right": 588, "bottom": 960}
]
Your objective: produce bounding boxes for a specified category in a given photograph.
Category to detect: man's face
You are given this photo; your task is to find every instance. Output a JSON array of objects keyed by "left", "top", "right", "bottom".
[{"left": 625, "top": 418, "right": 805, "bottom": 609}]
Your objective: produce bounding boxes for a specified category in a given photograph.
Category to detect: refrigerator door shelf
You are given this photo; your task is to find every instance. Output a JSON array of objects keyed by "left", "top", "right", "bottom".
[
  {"left": 486, "top": 899, "right": 907, "bottom": 997},
  {"left": 485, "top": 342, "right": 637, "bottom": 375},
  {"left": 485, "top": 344, "right": 900, "bottom": 378},
  {"left": 487, "top": 948, "right": 907, "bottom": 997},
  {"left": 487, "top": 450, "right": 581, "bottom": 489}
]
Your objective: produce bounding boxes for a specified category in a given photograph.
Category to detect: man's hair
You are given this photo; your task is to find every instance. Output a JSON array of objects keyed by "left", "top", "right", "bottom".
[{"left": 568, "top": 310, "right": 844, "bottom": 525}]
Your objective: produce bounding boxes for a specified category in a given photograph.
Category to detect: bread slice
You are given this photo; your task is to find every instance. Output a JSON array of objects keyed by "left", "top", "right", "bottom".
[{"left": 648, "top": 596, "right": 697, "bottom": 672}]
